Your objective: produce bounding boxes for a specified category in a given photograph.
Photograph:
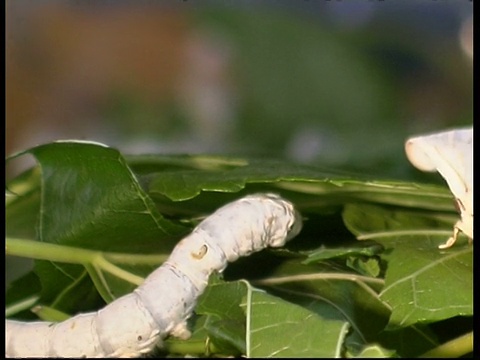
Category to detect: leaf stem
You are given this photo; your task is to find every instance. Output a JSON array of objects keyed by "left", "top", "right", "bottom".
[
  {"left": 94, "top": 255, "right": 145, "bottom": 285},
  {"left": 162, "top": 338, "right": 220, "bottom": 356},
  {"left": 418, "top": 331, "right": 473, "bottom": 358},
  {"left": 253, "top": 272, "right": 385, "bottom": 286},
  {"left": 6, "top": 238, "right": 98, "bottom": 264},
  {"left": 5, "top": 295, "right": 40, "bottom": 317},
  {"left": 357, "top": 229, "right": 453, "bottom": 240},
  {"left": 6, "top": 238, "right": 167, "bottom": 267},
  {"left": 104, "top": 252, "right": 168, "bottom": 265},
  {"left": 31, "top": 305, "right": 71, "bottom": 322},
  {"left": 6, "top": 238, "right": 166, "bottom": 299}
]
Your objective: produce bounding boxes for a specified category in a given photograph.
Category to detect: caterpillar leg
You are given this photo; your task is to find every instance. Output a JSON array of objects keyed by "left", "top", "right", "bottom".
[
  {"left": 170, "top": 321, "right": 191, "bottom": 340},
  {"left": 438, "top": 226, "right": 460, "bottom": 249},
  {"left": 438, "top": 220, "right": 472, "bottom": 249}
]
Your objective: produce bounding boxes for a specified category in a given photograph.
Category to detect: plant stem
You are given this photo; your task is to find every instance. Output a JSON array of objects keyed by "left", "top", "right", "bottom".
[
  {"left": 94, "top": 256, "right": 145, "bottom": 285},
  {"left": 5, "top": 295, "right": 40, "bottom": 317},
  {"left": 254, "top": 272, "right": 385, "bottom": 286},
  {"left": 6, "top": 238, "right": 168, "bottom": 267},
  {"left": 105, "top": 252, "right": 167, "bottom": 265},
  {"left": 6, "top": 238, "right": 97, "bottom": 264},
  {"left": 31, "top": 305, "right": 70, "bottom": 322},
  {"left": 6, "top": 238, "right": 163, "bottom": 293},
  {"left": 162, "top": 338, "right": 220, "bottom": 356},
  {"left": 418, "top": 331, "right": 473, "bottom": 358}
]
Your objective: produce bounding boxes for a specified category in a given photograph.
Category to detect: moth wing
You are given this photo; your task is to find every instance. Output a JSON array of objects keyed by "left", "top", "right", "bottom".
[
  {"left": 405, "top": 127, "right": 473, "bottom": 208},
  {"left": 405, "top": 127, "right": 473, "bottom": 245}
]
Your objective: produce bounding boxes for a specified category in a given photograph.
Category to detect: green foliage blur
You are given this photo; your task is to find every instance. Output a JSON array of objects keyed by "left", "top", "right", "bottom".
[{"left": 6, "top": 2, "right": 472, "bottom": 181}]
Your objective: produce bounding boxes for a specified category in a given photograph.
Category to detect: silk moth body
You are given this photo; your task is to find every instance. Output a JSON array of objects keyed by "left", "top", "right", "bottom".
[
  {"left": 405, "top": 127, "right": 473, "bottom": 248},
  {"left": 5, "top": 193, "right": 302, "bottom": 358}
]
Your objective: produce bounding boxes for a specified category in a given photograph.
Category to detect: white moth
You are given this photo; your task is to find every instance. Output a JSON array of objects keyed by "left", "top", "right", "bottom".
[
  {"left": 5, "top": 193, "right": 302, "bottom": 358},
  {"left": 405, "top": 127, "right": 473, "bottom": 249}
]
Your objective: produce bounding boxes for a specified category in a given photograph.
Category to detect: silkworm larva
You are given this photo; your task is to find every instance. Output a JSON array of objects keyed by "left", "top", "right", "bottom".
[{"left": 5, "top": 193, "right": 302, "bottom": 358}]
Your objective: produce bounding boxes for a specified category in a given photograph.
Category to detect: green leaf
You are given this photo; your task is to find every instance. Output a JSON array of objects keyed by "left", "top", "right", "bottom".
[
  {"left": 6, "top": 167, "right": 42, "bottom": 240},
  {"left": 17, "top": 141, "right": 185, "bottom": 251},
  {"left": 5, "top": 272, "right": 42, "bottom": 319},
  {"left": 343, "top": 204, "right": 473, "bottom": 328},
  {"left": 198, "top": 277, "right": 358, "bottom": 357},
  {"left": 242, "top": 283, "right": 349, "bottom": 358},
  {"left": 6, "top": 141, "right": 187, "bottom": 313},
  {"left": 375, "top": 324, "right": 438, "bottom": 358},
  {"left": 346, "top": 257, "right": 382, "bottom": 278},
  {"left": 30, "top": 305, "right": 70, "bottom": 322},
  {"left": 253, "top": 260, "right": 389, "bottom": 347},
  {"left": 380, "top": 240, "right": 472, "bottom": 328},
  {"left": 343, "top": 203, "right": 457, "bottom": 240},
  {"left": 135, "top": 155, "right": 455, "bottom": 214},
  {"left": 302, "top": 242, "right": 384, "bottom": 263},
  {"left": 352, "top": 344, "right": 397, "bottom": 358},
  {"left": 196, "top": 278, "right": 249, "bottom": 354},
  {"left": 6, "top": 144, "right": 471, "bottom": 357},
  {"left": 34, "top": 260, "right": 99, "bottom": 310}
]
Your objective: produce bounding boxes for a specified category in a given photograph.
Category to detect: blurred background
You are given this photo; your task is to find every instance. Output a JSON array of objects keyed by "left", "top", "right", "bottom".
[{"left": 6, "top": 0, "right": 473, "bottom": 179}]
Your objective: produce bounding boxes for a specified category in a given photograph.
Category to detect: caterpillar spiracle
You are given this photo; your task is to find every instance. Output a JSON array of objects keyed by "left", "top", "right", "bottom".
[
  {"left": 6, "top": 193, "right": 302, "bottom": 358},
  {"left": 405, "top": 127, "right": 473, "bottom": 249}
]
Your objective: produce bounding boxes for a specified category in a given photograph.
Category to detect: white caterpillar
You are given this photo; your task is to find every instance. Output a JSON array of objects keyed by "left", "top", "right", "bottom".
[
  {"left": 405, "top": 127, "right": 473, "bottom": 249},
  {"left": 5, "top": 193, "right": 302, "bottom": 358}
]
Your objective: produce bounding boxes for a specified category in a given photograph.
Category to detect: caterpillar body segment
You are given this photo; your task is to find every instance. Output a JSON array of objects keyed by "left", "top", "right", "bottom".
[{"left": 6, "top": 193, "right": 302, "bottom": 358}]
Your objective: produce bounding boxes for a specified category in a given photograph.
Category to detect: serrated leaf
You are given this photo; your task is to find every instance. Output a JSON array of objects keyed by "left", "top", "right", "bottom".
[
  {"left": 6, "top": 141, "right": 187, "bottom": 314},
  {"left": 22, "top": 142, "right": 185, "bottom": 251},
  {"left": 138, "top": 155, "right": 454, "bottom": 212},
  {"left": 6, "top": 167, "right": 42, "bottom": 240},
  {"left": 380, "top": 239, "right": 472, "bottom": 328},
  {"left": 254, "top": 260, "right": 389, "bottom": 346},
  {"left": 6, "top": 146, "right": 472, "bottom": 357},
  {"left": 303, "top": 242, "right": 384, "bottom": 264},
  {"left": 34, "top": 261, "right": 104, "bottom": 314},
  {"left": 343, "top": 203, "right": 457, "bottom": 240},
  {"left": 196, "top": 279, "right": 249, "bottom": 354},
  {"left": 343, "top": 203, "right": 473, "bottom": 328},
  {"left": 242, "top": 283, "right": 349, "bottom": 358},
  {"left": 346, "top": 257, "right": 381, "bottom": 278}
]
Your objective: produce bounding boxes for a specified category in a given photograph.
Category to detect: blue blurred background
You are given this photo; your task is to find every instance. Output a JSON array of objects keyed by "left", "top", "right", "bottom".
[{"left": 6, "top": 0, "right": 473, "bottom": 178}]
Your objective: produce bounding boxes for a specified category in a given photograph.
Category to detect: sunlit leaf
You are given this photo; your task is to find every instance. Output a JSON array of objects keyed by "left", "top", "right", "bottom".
[
  {"left": 242, "top": 283, "right": 349, "bottom": 358},
  {"left": 343, "top": 203, "right": 473, "bottom": 328},
  {"left": 6, "top": 143, "right": 472, "bottom": 357}
]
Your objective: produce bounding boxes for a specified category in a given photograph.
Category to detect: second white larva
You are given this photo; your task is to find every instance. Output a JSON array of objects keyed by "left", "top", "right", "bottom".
[
  {"left": 405, "top": 127, "right": 473, "bottom": 249},
  {"left": 5, "top": 193, "right": 302, "bottom": 358}
]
